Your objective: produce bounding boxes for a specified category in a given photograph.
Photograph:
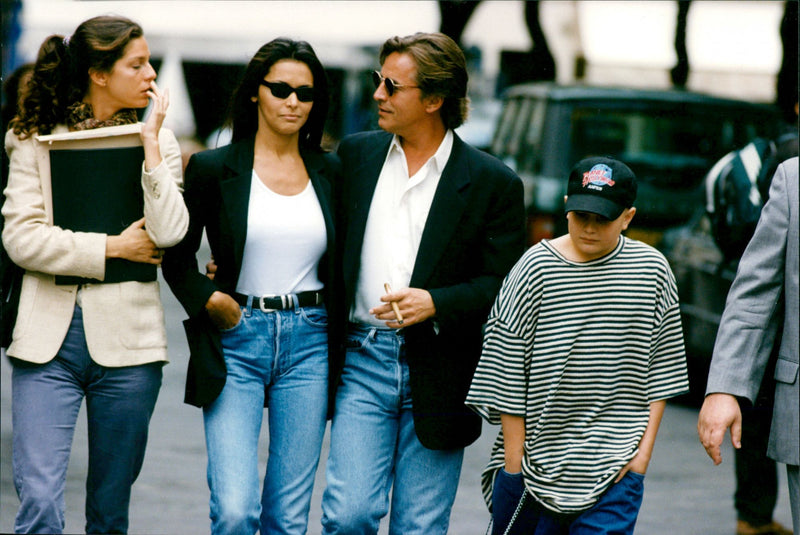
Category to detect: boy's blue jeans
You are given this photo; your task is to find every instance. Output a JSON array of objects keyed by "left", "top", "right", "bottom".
[
  {"left": 492, "top": 468, "right": 644, "bottom": 535},
  {"left": 321, "top": 324, "right": 464, "bottom": 535},
  {"left": 204, "top": 304, "right": 329, "bottom": 535}
]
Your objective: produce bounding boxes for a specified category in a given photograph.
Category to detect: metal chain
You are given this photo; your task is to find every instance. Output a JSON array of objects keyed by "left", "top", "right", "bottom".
[
  {"left": 485, "top": 490, "right": 528, "bottom": 535},
  {"left": 503, "top": 491, "right": 527, "bottom": 535}
]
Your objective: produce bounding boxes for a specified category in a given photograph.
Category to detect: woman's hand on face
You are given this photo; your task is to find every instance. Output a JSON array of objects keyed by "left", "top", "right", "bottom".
[
  {"left": 105, "top": 217, "right": 164, "bottom": 264},
  {"left": 141, "top": 81, "right": 168, "bottom": 171},
  {"left": 205, "top": 291, "right": 242, "bottom": 330},
  {"left": 141, "top": 81, "right": 169, "bottom": 143}
]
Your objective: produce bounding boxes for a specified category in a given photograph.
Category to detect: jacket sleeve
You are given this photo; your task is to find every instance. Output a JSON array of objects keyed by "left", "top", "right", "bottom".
[
  {"left": 161, "top": 152, "right": 219, "bottom": 318},
  {"left": 705, "top": 162, "right": 789, "bottom": 402},
  {"left": 141, "top": 127, "right": 189, "bottom": 247}
]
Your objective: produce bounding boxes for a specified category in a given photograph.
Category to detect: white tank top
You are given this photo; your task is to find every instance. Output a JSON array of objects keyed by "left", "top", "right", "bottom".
[{"left": 235, "top": 170, "right": 326, "bottom": 296}]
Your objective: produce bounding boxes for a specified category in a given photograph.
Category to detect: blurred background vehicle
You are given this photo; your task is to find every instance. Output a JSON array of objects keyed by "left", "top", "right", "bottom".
[
  {"left": 488, "top": 83, "right": 786, "bottom": 245},
  {"left": 661, "top": 211, "right": 737, "bottom": 403}
]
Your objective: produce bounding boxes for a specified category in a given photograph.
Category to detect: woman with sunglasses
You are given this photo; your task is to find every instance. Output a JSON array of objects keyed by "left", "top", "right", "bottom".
[
  {"left": 162, "top": 37, "right": 339, "bottom": 535},
  {"left": 2, "top": 15, "right": 188, "bottom": 534}
]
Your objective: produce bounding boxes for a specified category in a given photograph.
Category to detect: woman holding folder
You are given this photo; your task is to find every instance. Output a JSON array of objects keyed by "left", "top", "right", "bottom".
[{"left": 2, "top": 16, "right": 188, "bottom": 534}]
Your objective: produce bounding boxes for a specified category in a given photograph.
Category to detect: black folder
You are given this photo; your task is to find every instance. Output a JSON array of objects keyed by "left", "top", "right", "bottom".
[{"left": 49, "top": 145, "right": 157, "bottom": 285}]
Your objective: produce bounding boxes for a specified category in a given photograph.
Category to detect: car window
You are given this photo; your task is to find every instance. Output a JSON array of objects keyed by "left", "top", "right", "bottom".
[
  {"left": 491, "top": 98, "right": 521, "bottom": 157},
  {"left": 507, "top": 98, "right": 534, "bottom": 157},
  {"left": 518, "top": 99, "right": 547, "bottom": 175},
  {"left": 568, "top": 105, "right": 779, "bottom": 188}
]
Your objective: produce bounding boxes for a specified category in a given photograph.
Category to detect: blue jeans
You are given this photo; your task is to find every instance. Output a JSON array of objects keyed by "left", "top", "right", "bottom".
[
  {"left": 321, "top": 324, "right": 464, "bottom": 535},
  {"left": 11, "top": 305, "right": 162, "bottom": 534},
  {"left": 204, "top": 303, "right": 329, "bottom": 535},
  {"left": 492, "top": 469, "right": 645, "bottom": 535}
]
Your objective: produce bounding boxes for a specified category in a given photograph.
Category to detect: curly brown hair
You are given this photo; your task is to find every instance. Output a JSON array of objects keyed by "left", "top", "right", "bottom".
[{"left": 11, "top": 16, "right": 143, "bottom": 138}]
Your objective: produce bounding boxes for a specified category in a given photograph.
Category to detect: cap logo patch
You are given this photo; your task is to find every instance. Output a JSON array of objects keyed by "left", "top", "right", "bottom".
[{"left": 582, "top": 164, "right": 615, "bottom": 192}]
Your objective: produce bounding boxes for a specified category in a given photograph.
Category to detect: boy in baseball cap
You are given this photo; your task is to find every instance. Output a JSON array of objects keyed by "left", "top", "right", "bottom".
[
  {"left": 466, "top": 156, "right": 689, "bottom": 534},
  {"left": 559, "top": 156, "right": 638, "bottom": 261}
]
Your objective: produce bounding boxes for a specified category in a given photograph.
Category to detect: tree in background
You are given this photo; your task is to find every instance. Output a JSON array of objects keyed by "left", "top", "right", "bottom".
[
  {"left": 670, "top": 0, "right": 691, "bottom": 88},
  {"left": 438, "top": 0, "right": 796, "bottom": 119}
]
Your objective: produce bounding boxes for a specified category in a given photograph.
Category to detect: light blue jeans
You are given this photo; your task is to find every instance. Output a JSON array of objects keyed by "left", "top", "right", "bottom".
[
  {"left": 204, "top": 303, "right": 329, "bottom": 535},
  {"left": 321, "top": 324, "right": 464, "bottom": 535}
]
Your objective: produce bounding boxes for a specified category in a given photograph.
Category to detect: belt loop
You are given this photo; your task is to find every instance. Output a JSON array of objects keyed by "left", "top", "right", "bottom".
[{"left": 244, "top": 295, "right": 254, "bottom": 317}]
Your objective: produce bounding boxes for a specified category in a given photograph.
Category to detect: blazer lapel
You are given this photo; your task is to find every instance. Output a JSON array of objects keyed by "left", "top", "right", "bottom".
[
  {"left": 219, "top": 139, "right": 254, "bottom": 274},
  {"left": 409, "top": 135, "right": 470, "bottom": 288},
  {"left": 304, "top": 151, "right": 335, "bottom": 249},
  {"left": 343, "top": 136, "right": 392, "bottom": 291}
]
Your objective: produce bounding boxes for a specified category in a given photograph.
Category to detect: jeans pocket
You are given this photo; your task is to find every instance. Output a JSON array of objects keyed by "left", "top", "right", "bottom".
[
  {"left": 299, "top": 305, "right": 328, "bottom": 328},
  {"left": 611, "top": 470, "right": 645, "bottom": 510},
  {"left": 494, "top": 468, "right": 526, "bottom": 501},
  {"left": 344, "top": 330, "right": 371, "bottom": 351},
  {"left": 625, "top": 471, "right": 645, "bottom": 483}
]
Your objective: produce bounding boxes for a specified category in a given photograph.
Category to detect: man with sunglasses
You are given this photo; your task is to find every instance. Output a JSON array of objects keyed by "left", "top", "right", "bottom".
[{"left": 321, "top": 32, "right": 525, "bottom": 534}]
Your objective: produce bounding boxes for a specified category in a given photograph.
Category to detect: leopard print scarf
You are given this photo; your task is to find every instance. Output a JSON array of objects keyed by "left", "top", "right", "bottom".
[{"left": 66, "top": 102, "right": 138, "bottom": 131}]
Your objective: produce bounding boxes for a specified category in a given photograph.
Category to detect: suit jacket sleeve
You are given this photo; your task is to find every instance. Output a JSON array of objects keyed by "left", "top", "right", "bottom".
[
  {"left": 705, "top": 159, "right": 790, "bottom": 402},
  {"left": 162, "top": 151, "right": 220, "bottom": 318}
]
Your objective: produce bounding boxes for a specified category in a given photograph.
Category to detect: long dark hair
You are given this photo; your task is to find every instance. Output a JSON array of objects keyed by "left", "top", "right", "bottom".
[
  {"left": 228, "top": 38, "right": 329, "bottom": 150},
  {"left": 12, "top": 16, "right": 143, "bottom": 137}
]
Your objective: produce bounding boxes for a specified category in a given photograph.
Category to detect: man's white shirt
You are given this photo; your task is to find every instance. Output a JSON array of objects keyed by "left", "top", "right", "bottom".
[{"left": 352, "top": 130, "right": 454, "bottom": 326}]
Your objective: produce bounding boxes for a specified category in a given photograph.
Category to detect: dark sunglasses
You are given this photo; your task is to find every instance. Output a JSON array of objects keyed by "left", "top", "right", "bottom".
[
  {"left": 371, "top": 70, "right": 419, "bottom": 97},
  {"left": 259, "top": 81, "right": 314, "bottom": 102}
]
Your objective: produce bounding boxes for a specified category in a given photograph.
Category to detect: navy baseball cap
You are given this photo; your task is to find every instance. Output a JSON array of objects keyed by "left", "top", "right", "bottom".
[{"left": 564, "top": 157, "right": 637, "bottom": 220}]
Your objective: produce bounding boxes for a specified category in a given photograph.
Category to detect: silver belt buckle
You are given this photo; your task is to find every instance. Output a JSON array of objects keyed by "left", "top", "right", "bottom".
[{"left": 258, "top": 294, "right": 279, "bottom": 313}]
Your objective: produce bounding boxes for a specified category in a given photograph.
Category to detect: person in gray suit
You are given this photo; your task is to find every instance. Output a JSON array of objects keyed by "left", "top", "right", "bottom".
[{"left": 698, "top": 157, "right": 799, "bottom": 534}]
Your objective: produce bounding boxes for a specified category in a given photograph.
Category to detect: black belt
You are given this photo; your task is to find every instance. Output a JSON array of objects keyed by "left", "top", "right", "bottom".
[{"left": 233, "top": 291, "right": 323, "bottom": 312}]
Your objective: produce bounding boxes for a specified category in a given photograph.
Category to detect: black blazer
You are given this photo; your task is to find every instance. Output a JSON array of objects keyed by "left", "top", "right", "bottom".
[
  {"left": 336, "top": 131, "right": 525, "bottom": 450},
  {"left": 163, "top": 137, "right": 341, "bottom": 408}
]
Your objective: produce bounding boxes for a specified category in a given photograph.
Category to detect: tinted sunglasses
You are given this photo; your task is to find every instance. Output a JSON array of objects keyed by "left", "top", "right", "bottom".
[
  {"left": 259, "top": 81, "right": 315, "bottom": 102},
  {"left": 371, "top": 70, "right": 419, "bottom": 97}
]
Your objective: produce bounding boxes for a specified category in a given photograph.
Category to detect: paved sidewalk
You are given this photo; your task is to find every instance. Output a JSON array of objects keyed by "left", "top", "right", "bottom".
[{"left": 1, "top": 273, "right": 793, "bottom": 534}]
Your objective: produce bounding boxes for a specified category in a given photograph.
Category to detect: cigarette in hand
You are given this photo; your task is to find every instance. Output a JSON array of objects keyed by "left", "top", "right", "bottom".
[{"left": 383, "top": 283, "right": 404, "bottom": 325}]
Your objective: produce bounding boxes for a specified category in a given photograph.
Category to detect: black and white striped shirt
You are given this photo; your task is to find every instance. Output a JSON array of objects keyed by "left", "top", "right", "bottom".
[{"left": 466, "top": 236, "right": 689, "bottom": 514}]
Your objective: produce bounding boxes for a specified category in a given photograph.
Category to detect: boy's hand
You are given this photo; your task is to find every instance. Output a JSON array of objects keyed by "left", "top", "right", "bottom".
[
  {"left": 615, "top": 453, "right": 649, "bottom": 483},
  {"left": 697, "top": 393, "right": 742, "bottom": 465}
]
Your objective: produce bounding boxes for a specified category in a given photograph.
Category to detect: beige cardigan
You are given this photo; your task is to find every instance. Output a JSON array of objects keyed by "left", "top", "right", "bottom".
[{"left": 2, "top": 126, "right": 189, "bottom": 366}]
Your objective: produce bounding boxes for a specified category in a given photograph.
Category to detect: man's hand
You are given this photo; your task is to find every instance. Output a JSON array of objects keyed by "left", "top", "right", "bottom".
[
  {"left": 370, "top": 287, "right": 436, "bottom": 329},
  {"left": 205, "top": 255, "right": 217, "bottom": 281},
  {"left": 697, "top": 393, "right": 742, "bottom": 465}
]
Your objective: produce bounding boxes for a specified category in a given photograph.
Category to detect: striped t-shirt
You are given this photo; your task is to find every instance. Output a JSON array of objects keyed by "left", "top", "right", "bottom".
[{"left": 465, "top": 236, "right": 689, "bottom": 515}]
